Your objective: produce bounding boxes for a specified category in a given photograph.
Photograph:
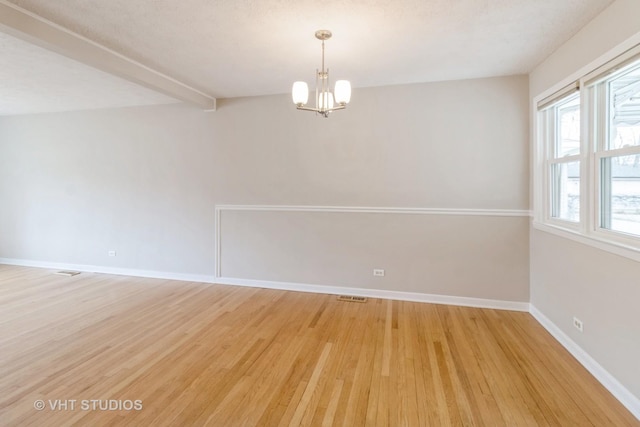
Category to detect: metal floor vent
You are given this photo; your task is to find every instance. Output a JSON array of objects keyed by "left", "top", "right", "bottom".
[
  {"left": 55, "top": 271, "right": 81, "bottom": 276},
  {"left": 337, "top": 295, "right": 368, "bottom": 303}
]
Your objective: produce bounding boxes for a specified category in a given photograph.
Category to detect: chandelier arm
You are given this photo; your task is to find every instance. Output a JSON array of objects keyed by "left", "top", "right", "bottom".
[
  {"left": 325, "top": 105, "right": 346, "bottom": 113},
  {"left": 296, "top": 104, "right": 345, "bottom": 113},
  {"left": 295, "top": 106, "right": 322, "bottom": 112}
]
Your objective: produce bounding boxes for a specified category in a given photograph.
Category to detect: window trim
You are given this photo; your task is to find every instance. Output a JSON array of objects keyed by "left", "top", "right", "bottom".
[
  {"left": 592, "top": 148, "right": 640, "bottom": 246},
  {"left": 589, "top": 56, "right": 640, "bottom": 246},
  {"left": 533, "top": 39, "right": 640, "bottom": 262},
  {"left": 539, "top": 92, "right": 582, "bottom": 230},
  {"left": 547, "top": 157, "right": 580, "bottom": 225},
  {"left": 537, "top": 81, "right": 579, "bottom": 111}
]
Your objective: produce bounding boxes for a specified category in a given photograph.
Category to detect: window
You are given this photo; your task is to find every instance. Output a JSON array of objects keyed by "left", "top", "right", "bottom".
[
  {"left": 592, "top": 59, "right": 640, "bottom": 239},
  {"left": 536, "top": 45, "right": 640, "bottom": 254},
  {"left": 540, "top": 91, "right": 581, "bottom": 224}
]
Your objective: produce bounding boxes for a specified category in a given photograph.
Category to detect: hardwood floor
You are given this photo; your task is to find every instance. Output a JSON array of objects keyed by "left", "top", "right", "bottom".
[{"left": 0, "top": 264, "right": 637, "bottom": 426}]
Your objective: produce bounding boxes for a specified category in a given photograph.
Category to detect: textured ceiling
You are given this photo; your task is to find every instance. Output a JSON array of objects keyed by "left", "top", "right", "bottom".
[
  {"left": 1, "top": 0, "right": 613, "bottom": 114},
  {"left": 0, "top": 31, "right": 178, "bottom": 116}
]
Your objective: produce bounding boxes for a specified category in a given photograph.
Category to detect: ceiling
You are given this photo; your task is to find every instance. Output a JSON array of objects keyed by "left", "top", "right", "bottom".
[
  {"left": 0, "top": 31, "right": 178, "bottom": 115},
  {"left": 1, "top": 0, "right": 614, "bottom": 115}
]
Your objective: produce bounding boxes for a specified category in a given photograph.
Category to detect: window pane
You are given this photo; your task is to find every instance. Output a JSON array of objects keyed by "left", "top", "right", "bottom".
[
  {"left": 551, "top": 161, "right": 580, "bottom": 222},
  {"left": 608, "top": 65, "right": 640, "bottom": 150},
  {"left": 556, "top": 95, "right": 580, "bottom": 157},
  {"left": 601, "top": 154, "right": 640, "bottom": 236}
]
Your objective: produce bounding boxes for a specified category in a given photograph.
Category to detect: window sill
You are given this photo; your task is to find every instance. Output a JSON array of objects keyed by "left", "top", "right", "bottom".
[{"left": 532, "top": 220, "right": 640, "bottom": 263}]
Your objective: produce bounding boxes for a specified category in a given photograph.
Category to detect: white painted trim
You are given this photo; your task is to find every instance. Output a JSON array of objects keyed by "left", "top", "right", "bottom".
[
  {"left": 215, "top": 276, "right": 530, "bottom": 312},
  {"left": 530, "top": 305, "right": 640, "bottom": 421},
  {"left": 532, "top": 221, "right": 640, "bottom": 263},
  {"left": 0, "top": 256, "right": 528, "bottom": 311},
  {"left": 215, "top": 204, "right": 532, "bottom": 217},
  {"left": 0, "top": 256, "right": 529, "bottom": 312},
  {"left": 0, "top": 257, "right": 215, "bottom": 284},
  {"left": 215, "top": 206, "right": 222, "bottom": 277},
  {"left": 0, "top": 0, "right": 216, "bottom": 110}
]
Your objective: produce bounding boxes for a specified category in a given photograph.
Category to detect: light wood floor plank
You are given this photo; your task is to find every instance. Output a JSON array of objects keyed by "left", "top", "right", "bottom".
[{"left": 0, "top": 264, "right": 638, "bottom": 426}]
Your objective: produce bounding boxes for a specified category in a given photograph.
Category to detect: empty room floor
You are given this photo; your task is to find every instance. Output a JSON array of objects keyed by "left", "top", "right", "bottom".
[{"left": 0, "top": 264, "right": 637, "bottom": 426}]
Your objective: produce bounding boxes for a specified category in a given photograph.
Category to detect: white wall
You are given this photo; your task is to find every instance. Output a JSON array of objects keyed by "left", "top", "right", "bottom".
[
  {"left": 0, "top": 75, "right": 530, "bottom": 303},
  {"left": 0, "top": 105, "right": 217, "bottom": 275},
  {"left": 529, "top": 0, "right": 640, "bottom": 403}
]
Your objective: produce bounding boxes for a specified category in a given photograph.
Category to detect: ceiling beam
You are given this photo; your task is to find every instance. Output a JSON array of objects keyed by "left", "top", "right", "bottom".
[{"left": 0, "top": 1, "right": 216, "bottom": 111}]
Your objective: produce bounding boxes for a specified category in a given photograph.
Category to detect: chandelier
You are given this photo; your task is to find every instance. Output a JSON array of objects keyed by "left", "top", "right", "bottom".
[{"left": 291, "top": 30, "right": 351, "bottom": 118}]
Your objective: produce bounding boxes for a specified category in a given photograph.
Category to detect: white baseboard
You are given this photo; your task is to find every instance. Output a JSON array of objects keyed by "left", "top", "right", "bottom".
[
  {"left": 215, "top": 276, "right": 531, "bottom": 312},
  {"left": 0, "top": 257, "right": 216, "bottom": 284},
  {"left": 530, "top": 305, "right": 640, "bottom": 421},
  {"left": 0, "top": 257, "right": 529, "bottom": 312}
]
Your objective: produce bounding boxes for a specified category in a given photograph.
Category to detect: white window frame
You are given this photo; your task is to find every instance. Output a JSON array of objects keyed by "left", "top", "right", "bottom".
[
  {"left": 533, "top": 40, "right": 640, "bottom": 261},
  {"left": 587, "top": 59, "right": 640, "bottom": 248},
  {"left": 538, "top": 89, "right": 581, "bottom": 232}
]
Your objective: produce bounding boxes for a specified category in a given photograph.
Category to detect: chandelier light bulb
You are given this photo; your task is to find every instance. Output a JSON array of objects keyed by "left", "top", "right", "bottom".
[{"left": 318, "top": 91, "right": 334, "bottom": 110}]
